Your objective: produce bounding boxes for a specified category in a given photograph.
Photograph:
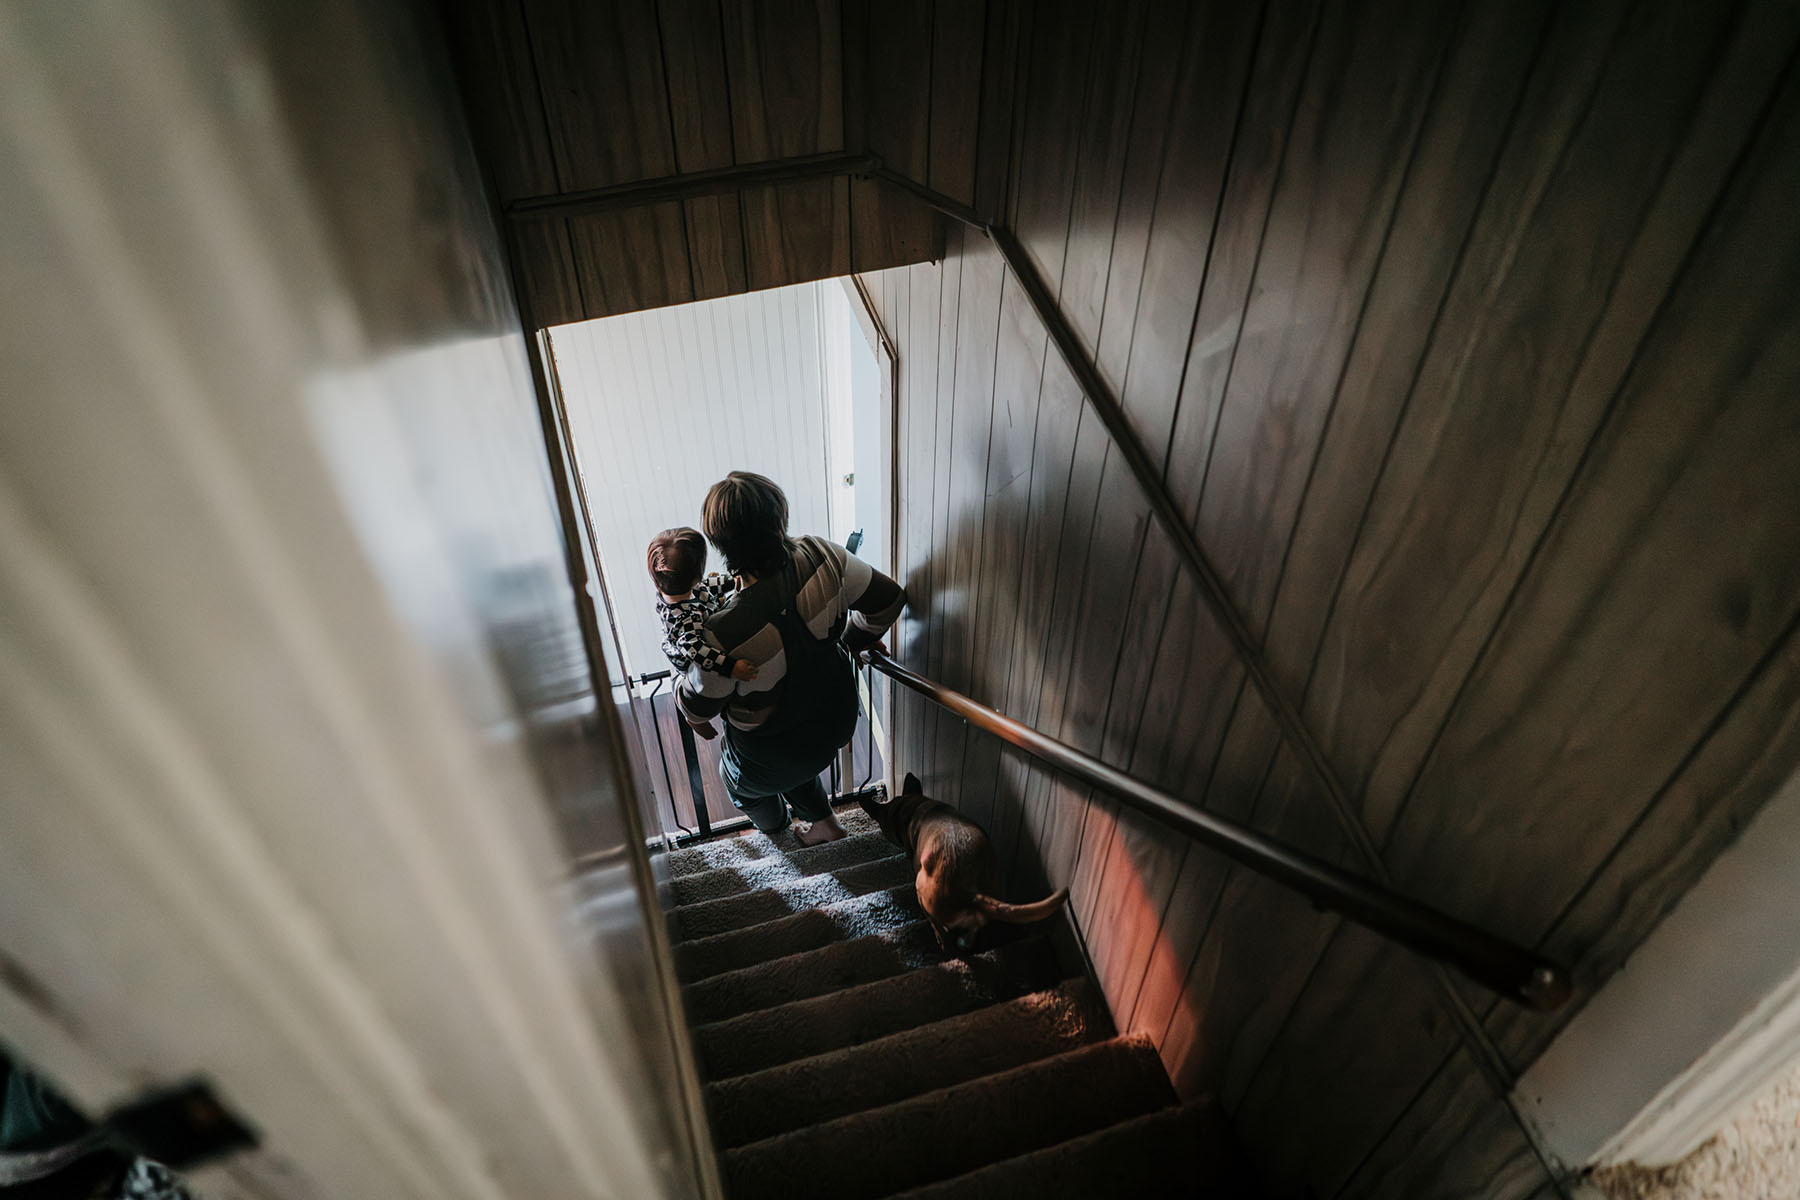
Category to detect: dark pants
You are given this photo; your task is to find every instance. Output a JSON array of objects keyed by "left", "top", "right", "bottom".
[
  {"left": 716, "top": 543, "right": 860, "bottom": 833},
  {"left": 720, "top": 725, "right": 838, "bottom": 832}
]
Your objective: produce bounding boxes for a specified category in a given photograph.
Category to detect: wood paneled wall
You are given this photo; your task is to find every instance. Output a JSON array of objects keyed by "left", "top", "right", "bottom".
[
  {"left": 439, "top": 0, "right": 960, "bottom": 325},
  {"left": 862, "top": 1, "right": 1800, "bottom": 1195}
]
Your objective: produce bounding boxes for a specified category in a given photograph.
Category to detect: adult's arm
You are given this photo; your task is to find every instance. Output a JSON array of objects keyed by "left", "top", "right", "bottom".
[
  {"left": 674, "top": 636, "right": 734, "bottom": 723},
  {"left": 833, "top": 549, "right": 906, "bottom": 654}
]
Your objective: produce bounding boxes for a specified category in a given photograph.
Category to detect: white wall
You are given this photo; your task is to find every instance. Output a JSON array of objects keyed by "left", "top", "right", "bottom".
[{"left": 550, "top": 284, "right": 837, "bottom": 674}]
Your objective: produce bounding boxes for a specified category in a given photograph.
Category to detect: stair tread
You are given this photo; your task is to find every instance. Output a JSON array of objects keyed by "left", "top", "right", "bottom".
[
  {"left": 671, "top": 853, "right": 912, "bottom": 940},
  {"left": 706, "top": 977, "right": 1107, "bottom": 1149},
  {"left": 724, "top": 1035, "right": 1174, "bottom": 1200},
  {"left": 694, "top": 936, "right": 1064, "bottom": 1081},
  {"left": 670, "top": 830, "right": 898, "bottom": 903},
  {"left": 888, "top": 1100, "right": 1256, "bottom": 1200},
  {"left": 683, "top": 919, "right": 942, "bottom": 1026},
  {"left": 674, "top": 885, "right": 922, "bottom": 983},
  {"left": 665, "top": 808, "right": 883, "bottom": 878}
]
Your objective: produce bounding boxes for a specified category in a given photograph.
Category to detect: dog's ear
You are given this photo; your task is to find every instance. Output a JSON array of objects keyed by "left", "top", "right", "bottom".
[{"left": 902, "top": 771, "right": 923, "bottom": 796}]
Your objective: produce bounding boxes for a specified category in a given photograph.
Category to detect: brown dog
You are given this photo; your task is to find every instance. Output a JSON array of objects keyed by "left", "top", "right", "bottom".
[{"left": 860, "top": 773, "right": 1069, "bottom": 954}]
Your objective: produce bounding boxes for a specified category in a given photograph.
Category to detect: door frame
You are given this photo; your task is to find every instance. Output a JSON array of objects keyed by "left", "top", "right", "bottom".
[{"left": 842, "top": 275, "right": 900, "bottom": 801}]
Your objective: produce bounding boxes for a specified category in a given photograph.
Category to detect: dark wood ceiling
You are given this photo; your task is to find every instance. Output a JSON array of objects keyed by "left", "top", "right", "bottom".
[{"left": 440, "top": 0, "right": 1003, "bottom": 325}]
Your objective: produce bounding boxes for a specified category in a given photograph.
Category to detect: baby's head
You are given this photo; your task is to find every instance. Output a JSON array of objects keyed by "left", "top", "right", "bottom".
[{"left": 647, "top": 527, "right": 707, "bottom": 600}]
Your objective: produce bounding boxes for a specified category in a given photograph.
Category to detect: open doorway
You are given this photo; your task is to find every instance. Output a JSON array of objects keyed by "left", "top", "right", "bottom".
[{"left": 544, "top": 279, "right": 893, "bottom": 841}]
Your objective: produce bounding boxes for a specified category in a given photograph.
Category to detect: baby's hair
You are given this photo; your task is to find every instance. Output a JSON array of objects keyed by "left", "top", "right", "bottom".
[{"left": 647, "top": 527, "right": 707, "bottom": 596}]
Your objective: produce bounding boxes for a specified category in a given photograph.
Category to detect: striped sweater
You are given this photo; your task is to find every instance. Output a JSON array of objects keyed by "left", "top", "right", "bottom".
[{"left": 676, "top": 536, "right": 905, "bottom": 731}]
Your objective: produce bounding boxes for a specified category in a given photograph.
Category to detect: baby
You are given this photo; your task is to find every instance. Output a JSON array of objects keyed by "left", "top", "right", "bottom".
[{"left": 647, "top": 527, "right": 756, "bottom": 738}]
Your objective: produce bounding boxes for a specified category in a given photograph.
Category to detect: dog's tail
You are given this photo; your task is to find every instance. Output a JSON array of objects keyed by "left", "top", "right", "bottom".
[{"left": 974, "top": 888, "right": 1070, "bottom": 925}]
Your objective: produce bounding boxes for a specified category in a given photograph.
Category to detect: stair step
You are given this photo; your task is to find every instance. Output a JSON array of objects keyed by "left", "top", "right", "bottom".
[
  {"left": 668, "top": 830, "right": 898, "bottom": 902},
  {"left": 674, "top": 885, "right": 922, "bottom": 983},
  {"left": 889, "top": 1101, "right": 1250, "bottom": 1199},
  {"left": 664, "top": 810, "right": 884, "bottom": 878},
  {"left": 706, "top": 978, "right": 1107, "bottom": 1148},
  {"left": 683, "top": 920, "right": 942, "bottom": 1026},
  {"left": 724, "top": 1036, "right": 1174, "bottom": 1200},
  {"left": 694, "top": 936, "right": 1064, "bottom": 1081},
  {"left": 671, "top": 853, "right": 912, "bottom": 940}
]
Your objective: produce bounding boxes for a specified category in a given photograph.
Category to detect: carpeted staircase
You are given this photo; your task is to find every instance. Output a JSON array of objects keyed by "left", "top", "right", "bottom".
[{"left": 663, "top": 801, "right": 1260, "bottom": 1199}]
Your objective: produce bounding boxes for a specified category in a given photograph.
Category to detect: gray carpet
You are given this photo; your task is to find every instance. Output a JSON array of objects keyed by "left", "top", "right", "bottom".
[{"left": 665, "top": 803, "right": 1262, "bottom": 1198}]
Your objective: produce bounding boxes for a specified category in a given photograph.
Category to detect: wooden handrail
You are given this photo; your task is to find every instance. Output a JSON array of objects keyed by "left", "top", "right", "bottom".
[{"left": 862, "top": 648, "right": 1572, "bottom": 1011}]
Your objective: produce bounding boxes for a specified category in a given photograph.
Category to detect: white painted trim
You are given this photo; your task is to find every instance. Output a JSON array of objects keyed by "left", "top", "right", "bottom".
[
  {"left": 841, "top": 275, "right": 901, "bottom": 799},
  {"left": 1514, "top": 761, "right": 1800, "bottom": 1169}
]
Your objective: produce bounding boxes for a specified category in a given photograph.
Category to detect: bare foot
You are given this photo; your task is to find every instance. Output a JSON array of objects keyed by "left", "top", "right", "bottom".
[{"left": 792, "top": 814, "right": 848, "bottom": 846}]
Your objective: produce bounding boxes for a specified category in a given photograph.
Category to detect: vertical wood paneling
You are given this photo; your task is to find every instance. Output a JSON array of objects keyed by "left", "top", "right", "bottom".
[
  {"left": 1234, "top": 928, "right": 1468, "bottom": 1197},
  {"left": 720, "top": 0, "right": 844, "bottom": 159},
  {"left": 1173, "top": 0, "right": 1764, "bottom": 1180},
  {"left": 439, "top": 0, "right": 562, "bottom": 199},
  {"left": 507, "top": 222, "right": 588, "bottom": 329},
  {"left": 1395, "top": 36, "right": 1800, "bottom": 1032},
  {"left": 971, "top": 0, "right": 1025, "bottom": 222},
  {"left": 568, "top": 204, "right": 695, "bottom": 317},
  {"left": 1064, "top": 0, "right": 1222, "bottom": 974},
  {"left": 1147, "top": 0, "right": 1473, "bottom": 1133},
  {"left": 864, "top": 0, "right": 932, "bottom": 178},
  {"left": 1018, "top": 0, "right": 1170, "bottom": 923},
  {"left": 956, "top": 265, "right": 1049, "bottom": 842},
  {"left": 1300, "top": 0, "right": 1730, "bottom": 842},
  {"left": 1008, "top": 369, "right": 1107, "bottom": 894},
  {"left": 870, "top": 2, "right": 1800, "bottom": 1196},
  {"left": 1255, "top": 0, "right": 1555, "bottom": 692},
  {"left": 1337, "top": 1048, "right": 1550, "bottom": 1200},
  {"left": 1130, "top": 0, "right": 1561, "bottom": 1130},
  {"left": 1159, "top": 742, "right": 1348, "bottom": 1100},
  {"left": 900, "top": 257, "right": 944, "bottom": 791},
  {"left": 992, "top": 346, "right": 1084, "bottom": 894},
  {"left": 928, "top": 0, "right": 985, "bottom": 208},
  {"left": 1191, "top": 0, "right": 1459, "bottom": 636},
  {"left": 440, "top": 0, "right": 587, "bottom": 326},
  {"left": 1022, "top": 424, "right": 1117, "bottom": 893},
  {"left": 722, "top": 0, "right": 849, "bottom": 291},
  {"left": 1157, "top": 0, "right": 1321, "bottom": 523},
  {"left": 525, "top": 0, "right": 678, "bottom": 188},
  {"left": 522, "top": 0, "right": 698, "bottom": 312},
  {"left": 680, "top": 195, "right": 750, "bottom": 300},
  {"left": 1071, "top": 0, "right": 1272, "bottom": 1033},
  {"left": 875, "top": 269, "right": 920, "bottom": 778},
  {"left": 656, "top": 0, "right": 749, "bottom": 300},
  {"left": 1006, "top": 0, "right": 1095, "bottom": 288},
  {"left": 930, "top": 235, "right": 1005, "bottom": 816},
  {"left": 921, "top": 228, "right": 965, "bottom": 792},
  {"left": 851, "top": 183, "right": 941, "bottom": 272},
  {"left": 740, "top": 179, "right": 852, "bottom": 291},
  {"left": 656, "top": 0, "right": 735, "bottom": 171},
  {"left": 1108, "top": 0, "right": 1260, "bottom": 455},
  {"left": 444, "top": 0, "right": 941, "bottom": 318},
  {"left": 1484, "top": 619, "right": 1800, "bottom": 1067}
]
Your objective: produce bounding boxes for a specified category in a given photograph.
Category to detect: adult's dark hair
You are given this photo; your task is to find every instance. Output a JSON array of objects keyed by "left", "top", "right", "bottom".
[
  {"left": 646, "top": 526, "right": 707, "bottom": 595},
  {"left": 703, "top": 471, "right": 792, "bottom": 577}
]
